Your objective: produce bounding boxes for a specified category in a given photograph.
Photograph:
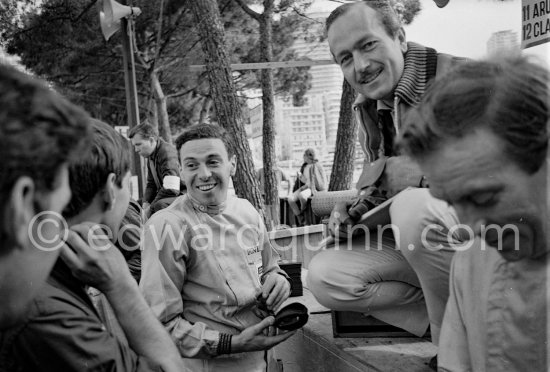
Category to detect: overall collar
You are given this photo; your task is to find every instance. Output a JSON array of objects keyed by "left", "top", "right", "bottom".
[{"left": 186, "top": 194, "right": 227, "bottom": 215}]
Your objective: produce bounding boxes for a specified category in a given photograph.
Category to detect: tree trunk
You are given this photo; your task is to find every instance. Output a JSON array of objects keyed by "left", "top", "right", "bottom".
[
  {"left": 329, "top": 80, "right": 358, "bottom": 191},
  {"left": 150, "top": 69, "right": 172, "bottom": 143},
  {"left": 187, "top": 0, "right": 265, "bottom": 215},
  {"left": 259, "top": 0, "right": 279, "bottom": 229}
]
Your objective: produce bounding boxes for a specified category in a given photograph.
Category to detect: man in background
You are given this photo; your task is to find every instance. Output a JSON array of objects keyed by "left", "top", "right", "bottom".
[{"left": 128, "top": 123, "right": 183, "bottom": 217}]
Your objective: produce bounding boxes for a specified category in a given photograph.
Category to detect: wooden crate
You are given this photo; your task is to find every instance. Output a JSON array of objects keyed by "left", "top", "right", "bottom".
[
  {"left": 268, "top": 224, "right": 326, "bottom": 269},
  {"left": 331, "top": 311, "right": 417, "bottom": 338}
]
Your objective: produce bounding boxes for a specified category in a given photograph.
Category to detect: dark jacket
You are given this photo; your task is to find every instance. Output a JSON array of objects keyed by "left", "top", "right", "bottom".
[
  {"left": 144, "top": 139, "right": 183, "bottom": 205},
  {"left": 0, "top": 261, "right": 159, "bottom": 372},
  {"left": 115, "top": 199, "right": 143, "bottom": 283}
]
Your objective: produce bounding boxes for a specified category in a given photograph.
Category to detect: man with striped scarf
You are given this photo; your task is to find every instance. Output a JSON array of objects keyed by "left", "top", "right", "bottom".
[{"left": 307, "top": 2, "right": 466, "bottom": 367}]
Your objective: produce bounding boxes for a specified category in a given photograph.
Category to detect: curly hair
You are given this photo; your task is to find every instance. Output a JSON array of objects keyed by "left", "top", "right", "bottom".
[
  {"left": 398, "top": 55, "right": 549, "bottom": 174},
  {"left": 175, "top": 124, "right": 234, "bottom": 157},
  {"left": 63, "top": 119, "right": 131, "bottom": 218}
]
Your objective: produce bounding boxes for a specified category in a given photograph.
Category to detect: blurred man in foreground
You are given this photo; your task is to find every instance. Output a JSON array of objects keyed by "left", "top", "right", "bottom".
[
  {"left": 399, "top": 55, "right": 549, "bottom": 371},
  {"left": 0, "top": 64, "right": 90, "bottom": 329}
]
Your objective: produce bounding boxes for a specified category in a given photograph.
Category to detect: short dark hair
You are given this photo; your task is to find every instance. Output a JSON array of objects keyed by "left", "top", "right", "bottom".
[
  {"left": 175, "top": 124, "right": 234, "bottom": 157},
  {"left": 326, "top": 1, "right": 402, "bottom": 38},
  {"left": 127, "top": 122, "right": 158, "bottom": 140},
  {"left": 0, "top": 64, "right": 90, "bottom": 244},
  {"left": 398, "top": 55, "right": 549, "bottom": 174},
  {"left": 63, "top": 119, "right": 131, "bottom": 218}
]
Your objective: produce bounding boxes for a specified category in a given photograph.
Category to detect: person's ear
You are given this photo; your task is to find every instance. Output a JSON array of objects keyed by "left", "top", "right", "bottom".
[
  {"left": 102, "top": 173, "right": 117, "bottom": 212},
  {"left": 6, "top": 176, "right": 36, "bottom": 250},
  {"left": 229, "top": 155, "right": 237, "bottom": 177},
  {"left": 397, "top": 28, "right": 407, "bottom": 53}
]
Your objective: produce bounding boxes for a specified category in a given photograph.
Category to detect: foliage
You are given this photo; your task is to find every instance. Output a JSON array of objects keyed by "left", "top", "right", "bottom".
[
  {"left": 392, "top": 0, "right": 422, "bottom": 25},
  {"left": 223, "top": 0, "right": 316, "bottom": 106},
  {"left": 3, "top": 0, "right": 316, "bottom": 135}
]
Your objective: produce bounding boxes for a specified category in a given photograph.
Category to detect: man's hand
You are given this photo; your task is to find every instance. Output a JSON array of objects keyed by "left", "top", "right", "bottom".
[
  {"left": 60, "top": 222, "right": 133, "bottom": 294},
  {"left": 328, "top": 201, "right": 355, "bottom": 239},
  {"left": 142, "top": 202, "right": 151, "bottom": 219},
  {"left": 231, "top": 316, "right": 296, "bottom": 353},
  {"left": 378, "top": 156, "right": 423, "bottom": 197},
  {"left": 261, "top": 273, "right": 291, "bottom": 312}
]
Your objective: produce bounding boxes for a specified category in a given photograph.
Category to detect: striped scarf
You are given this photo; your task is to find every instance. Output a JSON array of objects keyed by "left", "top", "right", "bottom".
[{"left": 353, "top": 42, "right": 438, "bottom": 162}]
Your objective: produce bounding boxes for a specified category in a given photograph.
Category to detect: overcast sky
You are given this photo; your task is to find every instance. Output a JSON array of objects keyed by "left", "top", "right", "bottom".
[{"left": 311, "top": 0, "right": 548, "bottom": 64}]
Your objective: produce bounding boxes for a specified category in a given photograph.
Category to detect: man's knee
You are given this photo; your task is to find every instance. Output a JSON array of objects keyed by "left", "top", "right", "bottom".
[
  {"left": 307, "top": 251, "right": 360, "bottom": 307},
  {"left": 390, "top": 188, "right": 459, "bottom": 259},
  {"left": 307, "top": 250, "right": 387, "bottom": 308},
  {"left": 307, "top": 252, "right": 337, "bottom": 291}
]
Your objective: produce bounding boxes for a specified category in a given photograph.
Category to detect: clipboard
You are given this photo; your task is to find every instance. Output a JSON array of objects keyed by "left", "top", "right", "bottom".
[{"left": 320, "top": 188, "right": 411, "bottom": 247}]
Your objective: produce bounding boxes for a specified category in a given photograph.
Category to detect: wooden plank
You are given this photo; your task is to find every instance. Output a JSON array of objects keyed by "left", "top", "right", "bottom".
[{"left": 189, "top": 59, "right": 336, "bottom": 72}]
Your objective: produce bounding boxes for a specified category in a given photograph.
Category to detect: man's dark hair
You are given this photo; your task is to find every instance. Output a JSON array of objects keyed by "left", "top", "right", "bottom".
[
  {"left": 63, "top": 119, "right": 131, "bottom": 218},
  {"left": 326, "top": 0, "right": 402, "bottom": 38},
  {"left": 128, "top": 122, "right": 158, "bottom": 140},
  {"left": 175, "top": 124, "right": 234, "bottom": 157},
  {"left": 0, "top": 64, "right": 90, "bottom": 245},
  {"left": 398, "top": 55, "right": 549, "bottom": 174}
]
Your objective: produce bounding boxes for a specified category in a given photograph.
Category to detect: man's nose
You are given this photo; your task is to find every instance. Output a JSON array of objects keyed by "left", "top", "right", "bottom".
[
  {"left": 197, "top": 164, "right": 212, "bottom": 179},
  {"left": 354, "top": 53, "right": 370, "bottom": 75}
]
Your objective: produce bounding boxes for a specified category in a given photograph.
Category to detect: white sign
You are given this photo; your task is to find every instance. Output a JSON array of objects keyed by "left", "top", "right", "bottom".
[
  {"left": 522, "top": 0, "right": 550, "bottom": 49},
  {"left": 114, "top": 125, "right": 130, "bottom": 139}
]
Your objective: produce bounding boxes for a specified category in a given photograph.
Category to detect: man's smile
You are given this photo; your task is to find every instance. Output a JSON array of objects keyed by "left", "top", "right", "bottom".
[
  {"left": 359, "top": 67, "right": 383, "bottom": 85},
  {"left": 197, "top": 183, "right": 216, "bottom": 192}
]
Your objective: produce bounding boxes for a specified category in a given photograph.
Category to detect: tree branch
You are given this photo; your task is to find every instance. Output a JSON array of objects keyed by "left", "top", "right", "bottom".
[
  {"left": 291, "top": 5, "right": 322, "bottom": 23},
  {"left": 151, "top": 0, "right": 165, "bottom": 71},
  {"left": 166, "top": 87, "right": 199, "bottom": 99},
  {"left": 233, "top": 0, "right": 261, "bottom": 21},
  {"left": 73, "top": 0, "right": 97, "bottom": 23}
]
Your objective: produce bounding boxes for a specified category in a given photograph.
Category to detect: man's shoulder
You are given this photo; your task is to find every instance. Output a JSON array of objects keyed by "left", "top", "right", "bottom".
[
  {"left": 146, "top": 196, "right": 189, "bottom": 225},
  {"left": 18, "top": 277, "right": 95, "bottom": 327},
  {"left": 452, "top": 241, "right": 502, "bottom": 284},
  {"left": 156, "top": 138, "right": 178, "bottom": 157},
  {"left": 227, "top": 195, "right": 259, "bottom": 217},
  {"left": 435, "top": 52, "right": 469, "bottom": 75}
]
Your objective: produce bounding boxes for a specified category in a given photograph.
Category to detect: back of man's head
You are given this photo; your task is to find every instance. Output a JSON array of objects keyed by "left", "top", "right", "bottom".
[
  {"left": 175, "top": 124, "right": 234, "bottom": 157},
  {"left": 0, "top": 64, "right": 90, "bottom": 246},
  {"left": 128, "top": 122, "right": 158, "bottom": 140},
  {"left": 398, "top": 55, "right": 549, "bottom": 174},
  {"left": 326, "top": 0, "right": 401, "bottom": 38},
  {"left": 63, "top": 119, "right": 131, "bottom": 218}
]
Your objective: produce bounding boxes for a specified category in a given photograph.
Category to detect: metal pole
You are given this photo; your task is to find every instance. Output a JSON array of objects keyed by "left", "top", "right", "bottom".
[{"left": 120, "top": 16, "right": 144, "bottom": 199}]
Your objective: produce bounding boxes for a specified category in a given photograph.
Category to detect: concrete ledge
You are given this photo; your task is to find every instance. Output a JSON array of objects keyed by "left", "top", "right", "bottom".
[
  {"left": 268, "top": 224, "right": 326, "bottom": 240},
  {"left": 274, "top": 278, "right": 436, "bottom": 372}
]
